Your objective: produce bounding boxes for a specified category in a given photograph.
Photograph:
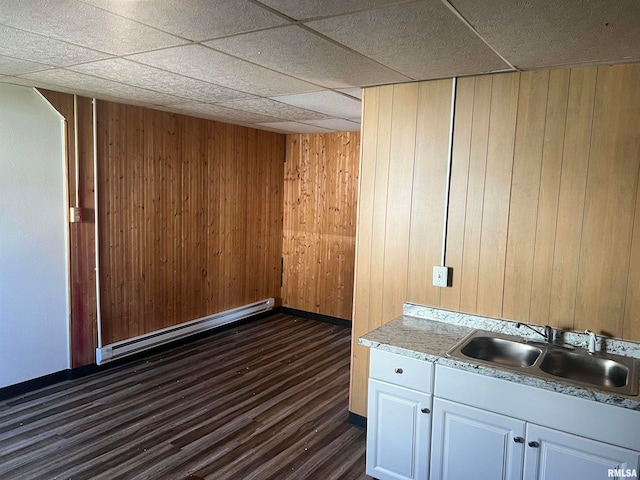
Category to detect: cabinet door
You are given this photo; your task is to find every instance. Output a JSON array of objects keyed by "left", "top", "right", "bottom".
[
  {"left": 430, "top": 398, "right": 526, "bottom": 480},
  {"left": 366, "top": 379, "right": 432, "bottom": 480},
  {"left": 523, "top": 424, "right": 640, "bottom": 480}
]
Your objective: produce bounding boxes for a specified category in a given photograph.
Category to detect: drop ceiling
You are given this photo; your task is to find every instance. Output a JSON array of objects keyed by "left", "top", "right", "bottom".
[{"left": 1, "top": 0, "right": 638, "bottom": 133}]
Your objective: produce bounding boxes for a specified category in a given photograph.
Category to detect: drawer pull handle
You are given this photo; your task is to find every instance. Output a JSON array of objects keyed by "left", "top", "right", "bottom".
[
  {"left": 513, "top": 436, "right": 525, "bottom": 444},
  {"left": 528, "top": 441, "right": 540, "bottom": 448},
  {"left": 394, "top": 368, "right": 403, "bottom": 374},
  {"left": 421, "top": 408, "right": 430, "bottom": 414}
]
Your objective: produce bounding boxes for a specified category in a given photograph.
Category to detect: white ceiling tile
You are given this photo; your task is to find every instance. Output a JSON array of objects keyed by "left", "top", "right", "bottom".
[
  {"left": 336, "top": 87, "right": 363, "bottom": 100},
  {"left": 161, "top": 101, "right": 284, "bottom": 124},
  {"left": 205, "top": 25, "right": 409, "bottom": 88},
  {"left": 19, "top": 69, "right": 186, "bottom": 105},
  {"left": 81, "top": 0, "right": 288, "bottom": 42},
  {"left": 0, "top": 0, "right": 187, "bottom": 55},
  {"left": 307, "top": 1, "right": 510, "bottom": 79},
  {"left": 70, "top": 58, "right": 253, "bottom": 104},
  {"left": 256, "top": 121, "right": 333, "bottom": 134},
  {"left": 256, "top": 0, "right": 412, "bottom": 20},
  {"left": 0, "top": 55, "right": 50, "bottom": 76},
  {"left": 271, "top": 91, "right": 362, "bottom": 118},
  {"left": 128, "top": 44, "right": 320, "bottom": 97},
  {"left": 216, "top": 98, "right": 330, "bottom": 121},
  {"left": 449, "top": 0, "right": 640, "bottom": 69},
  {"left": 0, "top": 25, "right": 111, "bottom": 67},
  {"left": 302, "top": 118, "right": 361, "bottom": 131}
]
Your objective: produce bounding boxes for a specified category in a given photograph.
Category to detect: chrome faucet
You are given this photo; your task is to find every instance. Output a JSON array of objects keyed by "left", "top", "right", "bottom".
[
  {"left": 585, "top": 330, "right": 598, "bottom": 354},
  {"left": 516, "top": 322, "right": 556, "bottom": 344}
]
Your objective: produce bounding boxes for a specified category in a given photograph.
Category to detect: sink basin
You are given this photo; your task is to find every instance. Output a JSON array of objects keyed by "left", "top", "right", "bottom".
[
  {"left": 447, "top": 329, "right": 639, "bottom": 396},
  {"left": 459, "top": 336, "right": 542, "bottom": 368},
  {"left": 539, "top": 350, "right": 636, "bottom": 393}
]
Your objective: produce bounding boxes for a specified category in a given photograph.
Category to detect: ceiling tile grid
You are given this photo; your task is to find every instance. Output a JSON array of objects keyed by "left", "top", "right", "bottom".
[
  {"left": 0, "top": 0, "right": 188, "bottom": 56},
  {"left": 80, "top": 0, "right": 287, "bottom": 42},
  {"left": 0, "top": 25, "right": 112, "bottom": 67},
  {"left": 0, "top": 0, "right": 638, "bottom": 133},
  {"left": 127, "top": 44, "right": 321, "bottom": 97},
  {"left": 205, "top": 25, "right": 410, "bottom": 88},
  {"left": 69, "top": 58, "right": 255, "bottom": 104},
  {"left": 306, "top": 1, "right": 510, "bottom": 79}
]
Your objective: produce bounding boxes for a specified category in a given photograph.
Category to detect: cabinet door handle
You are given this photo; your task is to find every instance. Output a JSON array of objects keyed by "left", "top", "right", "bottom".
[
  {"left": 513, "top": 436, "right": 525, "bottom": 444},
  {"left": 528, "top": 441, "right": 540, "bottom": 448},
  {"left": 421, "top": 408, "right": 430, "bottom": 414},
  {"left": 394, "top": 368, "right": 403, "bottom": 374}
]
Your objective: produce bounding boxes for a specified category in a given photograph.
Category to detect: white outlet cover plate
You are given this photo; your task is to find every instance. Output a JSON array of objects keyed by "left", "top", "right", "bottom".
[{"left": 433, "top": 266, "right": 449, "bottom": 287}]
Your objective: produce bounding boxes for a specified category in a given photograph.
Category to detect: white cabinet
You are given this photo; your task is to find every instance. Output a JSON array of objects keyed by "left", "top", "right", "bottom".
[
  {"left": 523, "top": 424, "right": 640, "bottom": 480},
  {"left": 430, "top": 398, "right": 525, "bottom": 480},
  {"left": 368, "top": 379, "right": 432, "bottom": 480},
  {"left": 430, "top": 398, "right": 640, "bottom": 480},
  {"left": 366, "top": 350, "right": 434, "bottom": 480},
  {"left": 366, "top": 353, "right": 640, "bottom": 480},
  {"left": 433, "top": 365, "right": 640, "bottom": 480}
]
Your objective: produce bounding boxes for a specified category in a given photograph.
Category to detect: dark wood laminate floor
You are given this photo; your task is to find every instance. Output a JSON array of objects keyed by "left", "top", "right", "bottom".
[{"left": 0, "top": 313, "right": 371, "bottom": 480}]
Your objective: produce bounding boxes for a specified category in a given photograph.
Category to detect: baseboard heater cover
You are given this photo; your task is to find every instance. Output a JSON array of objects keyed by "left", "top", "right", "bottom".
[{"left": 96, "top": 298, "right": 275, "bottom": 365}]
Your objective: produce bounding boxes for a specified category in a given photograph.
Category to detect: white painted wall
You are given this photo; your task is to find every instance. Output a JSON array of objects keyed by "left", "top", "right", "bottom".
[{"left": 0, "top": 84, "right": 70, "bottom": 388}]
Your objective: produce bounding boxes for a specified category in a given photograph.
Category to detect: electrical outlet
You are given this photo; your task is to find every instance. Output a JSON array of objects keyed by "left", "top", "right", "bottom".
[{"left": 433, "top": 266, "right": 449, "bottom": 287}]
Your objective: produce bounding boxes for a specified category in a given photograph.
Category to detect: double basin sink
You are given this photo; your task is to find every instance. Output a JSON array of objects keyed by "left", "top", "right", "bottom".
[{"left": 447, "top": 330, "right": 639, "bottom": 396}]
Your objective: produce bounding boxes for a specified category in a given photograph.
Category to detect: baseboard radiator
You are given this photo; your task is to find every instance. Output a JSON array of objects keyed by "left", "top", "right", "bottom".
[{"left": 96, "top": 298, "right": 275, "bottom": 365}]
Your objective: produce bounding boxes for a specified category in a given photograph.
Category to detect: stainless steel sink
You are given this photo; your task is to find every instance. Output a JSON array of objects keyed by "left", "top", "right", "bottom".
[
  {"left": 458, "top": 336, "right": 542, "bottom": 368},
  {"left": 447, "top": 330, "right": 639, "bottom": 396},
  {"left": 539, "top": 350, "right": 637, "bottom": 392}
]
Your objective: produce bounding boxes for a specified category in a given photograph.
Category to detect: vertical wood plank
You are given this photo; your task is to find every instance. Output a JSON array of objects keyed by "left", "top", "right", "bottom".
[
  {"left": 575, "top": 64, "right": 640, "bottom": 337},
  {"left": 381, "top": 83, "right": 418, "bottom": 324},
  {"left": 440, "top": 77, "right": 474, "bottom": 311},
  {"left": 624, "top": 170, "right": 640, "bottom": 341},
  {"left": 528, "top": 69, "right": 570, "bottom": 326},
  {"left": 281, "top": 131, "right": 359, "bottom": 320},
  {"left": 367, "top": 85, "right": 394, "bottom": 330},
  {"left": 459, "top": 76, "right": 492, "bottom": 313},
  {"left": 548, "top": 67, "right": 598, "bottom": 330},
  {"left": 406, "top": 79, "right": 452, "bottom": 307},
  {"left": 503, "top": 70, "right": 549, "bottom": 321},
  {"left": 350, "top": 88, "right": 378, "bottom": 415},
  {"left": 476, "top": 72, "right": 519, "bottom": 318}
]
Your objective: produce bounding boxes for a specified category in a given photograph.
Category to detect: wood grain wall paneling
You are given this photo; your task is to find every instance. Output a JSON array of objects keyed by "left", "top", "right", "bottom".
[
  {"left": 406, "top": 79, "right": 453, "bottom": 308},
  {"left": 98, "top": 103, "right": 284, "bottom": 345},
  {"left": 381, "top": 84, "right": 419, "bottom": 324},
  {"left": 528, "top": 68, "right": 570, "bottom": 326},
  {"left": 476, "top": 72, "right": 519, "bottom": 318},
  {"left": 458, "top": 75, "right": 492, "bottom": 313},
  {"left": 548, "top": 67, "right": 598, "bottom": 330},
  {"left": 439, "top": 76, "right": 474, "bottom": 312},
  {"left": 282, "top": 131, "right": 359, "bottom": 320},
  {"left": 575, "top": 64, "right": 640, "bottom": 337},
  {"left": 503, "top": 70, "right": 550, "bottom": 322},
  {"left": 39, "top": 90, "right": 97, "bottom": 367},
  {"left": 350, "top": 63, "right": 640, "bottom": 417},
  {"left": 350, "top": 88, "right": 380, "bottom": 414}
]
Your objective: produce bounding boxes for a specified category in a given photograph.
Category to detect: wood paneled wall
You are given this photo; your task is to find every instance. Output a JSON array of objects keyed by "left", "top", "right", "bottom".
[
  {"left": 350, "top": 63, "right": 640, "bottom": 416},
  {"left": 97, "top": 102, "right": 284, "bottom": 344},
  {"left": 39, "top": 90, "right": 98, "bottom": 368},
  {"left": 282, "top": 132, "right": 360, "bottom": 320}
]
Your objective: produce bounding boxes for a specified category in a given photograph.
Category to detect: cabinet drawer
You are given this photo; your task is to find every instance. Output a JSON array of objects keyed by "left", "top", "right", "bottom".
[{"left": 370, "top": 349, "right": 433, "bottom": 394}]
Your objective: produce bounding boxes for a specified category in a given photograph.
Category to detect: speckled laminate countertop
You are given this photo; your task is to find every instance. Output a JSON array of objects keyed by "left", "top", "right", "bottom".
[{"left": 359, "top": 313, "right": 640, "bottom": 411}]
